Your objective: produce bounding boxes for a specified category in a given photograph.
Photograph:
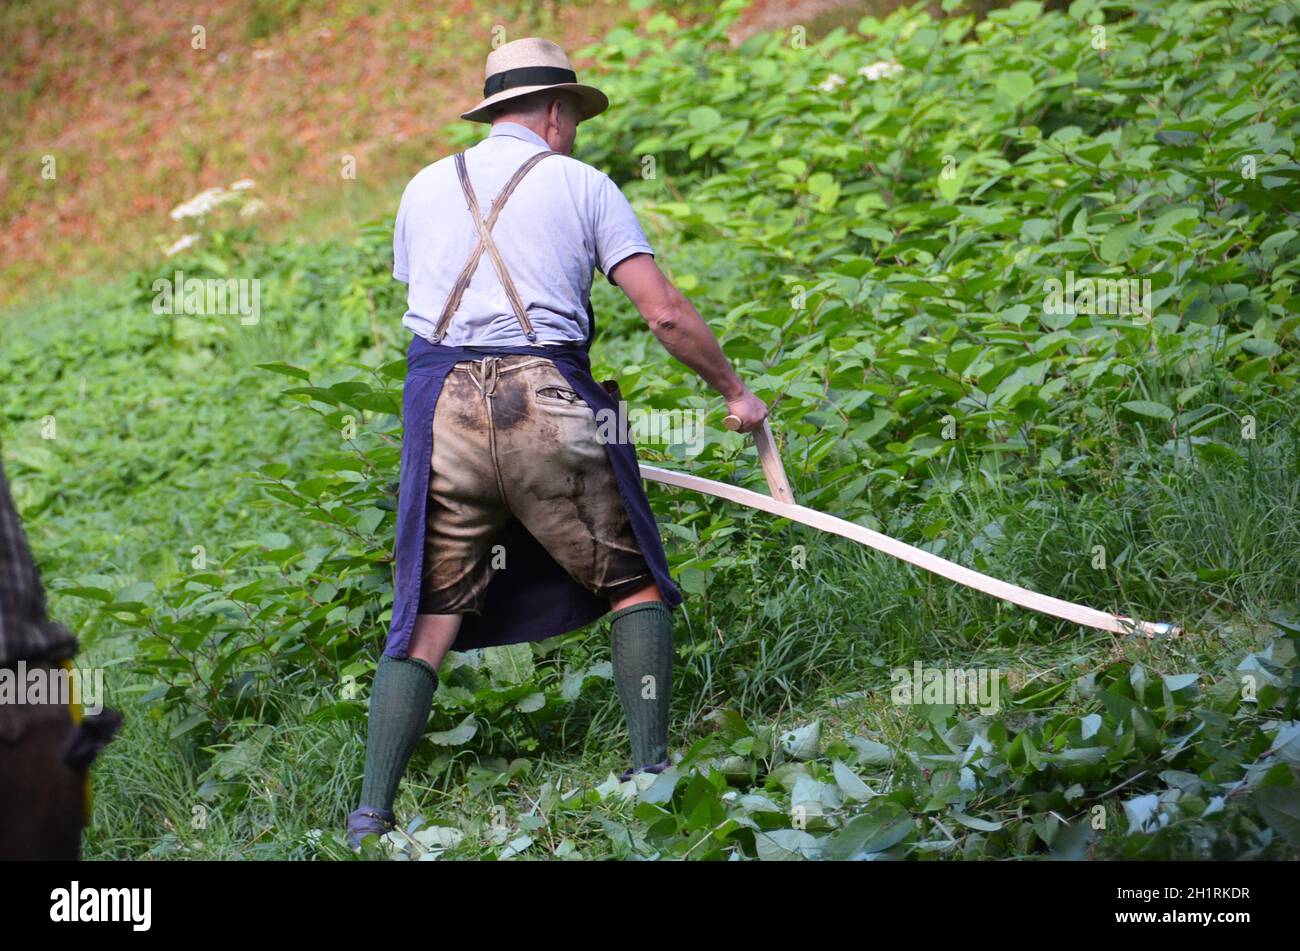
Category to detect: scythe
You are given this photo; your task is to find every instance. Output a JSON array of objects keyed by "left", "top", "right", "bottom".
[{"left": 639, "top": 417, "right": 1179, "bottom": 639}]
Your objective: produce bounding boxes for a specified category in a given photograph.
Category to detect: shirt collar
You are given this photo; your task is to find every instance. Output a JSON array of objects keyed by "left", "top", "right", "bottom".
[{"left": 487, "top": 121, "right": 550, "bottom": 149}]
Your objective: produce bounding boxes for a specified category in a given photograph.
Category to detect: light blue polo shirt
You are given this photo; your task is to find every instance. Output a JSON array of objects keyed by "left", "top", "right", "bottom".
[{"left": 393, "top": 122, "right": 655, "bottom": 347}]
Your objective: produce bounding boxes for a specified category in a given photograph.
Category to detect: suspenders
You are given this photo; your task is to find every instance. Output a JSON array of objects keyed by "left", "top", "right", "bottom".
[{"left": 430, "top": 149, "right": 559, "bottom": 345}]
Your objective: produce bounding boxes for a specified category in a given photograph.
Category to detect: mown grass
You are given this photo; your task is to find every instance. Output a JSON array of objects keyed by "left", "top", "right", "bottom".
[{"left": 0, "top": 0, "right": 647, "bottom": 309}]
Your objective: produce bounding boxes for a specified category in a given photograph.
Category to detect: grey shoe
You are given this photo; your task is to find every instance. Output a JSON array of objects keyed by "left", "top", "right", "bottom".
[
  {"left": 346, "top": 807, "right": 396, "bottom": 852},
  {"left": 619, "top": 757, "right": 672, "bottom": 783}
]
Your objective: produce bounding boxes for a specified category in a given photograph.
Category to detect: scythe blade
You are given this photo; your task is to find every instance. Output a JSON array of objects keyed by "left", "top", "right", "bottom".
[{"left": 638, "top": 418, "right": 1177, "bottom": 638}]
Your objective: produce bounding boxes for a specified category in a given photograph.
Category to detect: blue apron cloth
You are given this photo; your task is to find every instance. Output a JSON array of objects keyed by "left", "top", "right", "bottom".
[{"left": 383, "top": 306, "right": 684, "bottom": 657}]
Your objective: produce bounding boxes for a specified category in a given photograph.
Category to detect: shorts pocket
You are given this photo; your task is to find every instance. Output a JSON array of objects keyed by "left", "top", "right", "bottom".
[{"left": 534, "top": 384, "right": 589, "bottom": 408}]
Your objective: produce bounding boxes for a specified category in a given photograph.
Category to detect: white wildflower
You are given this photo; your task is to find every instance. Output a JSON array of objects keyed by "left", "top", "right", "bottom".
[
  {"left": 164, "top": 233, "right": 200, "bottom": 257},
  {"left": 859, "top": 60, "right": 904, "bottom": 82},
  {"left": 817, "top": 72, "right": 846, "bottom": 92},
  {"left": 169, "top": 186, "right": 233, "bottom": 221},
  {"left": 239, "top": 197, "right": 268, "bottom": 218},
  {"left": 229, "top": 178, "right": 255, "bottom": 190}
]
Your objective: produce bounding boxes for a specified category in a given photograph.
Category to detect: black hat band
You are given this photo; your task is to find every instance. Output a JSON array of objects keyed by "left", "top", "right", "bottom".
[{"left": 484, "top": 65, "right": 578, "bottom": 97}]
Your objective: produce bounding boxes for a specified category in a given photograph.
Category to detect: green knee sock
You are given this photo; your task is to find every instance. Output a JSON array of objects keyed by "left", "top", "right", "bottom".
[
  {"left": 359, "top": 654, "right": 439, "bottom": 812},
  {"left": 610, "top": 601, "right": 675, "bottom": 769}
]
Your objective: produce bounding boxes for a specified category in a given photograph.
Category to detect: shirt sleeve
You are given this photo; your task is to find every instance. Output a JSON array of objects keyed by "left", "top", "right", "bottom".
[
  {"left": 393, "top": 185, "right": 410, "bottom": 283},
  {"left": 591, "top": 172, "right": 654, "bottom": 287}
]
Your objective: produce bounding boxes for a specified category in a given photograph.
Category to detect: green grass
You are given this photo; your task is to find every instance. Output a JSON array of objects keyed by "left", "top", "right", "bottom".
[{"left": 34, "top": 332, "right": 1298, "bottom": 859}]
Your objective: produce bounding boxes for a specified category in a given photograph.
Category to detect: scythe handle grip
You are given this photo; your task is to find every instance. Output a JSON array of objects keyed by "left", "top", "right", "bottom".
[{"left": 723, "top": 415, "right": 796, "bottom": 504}]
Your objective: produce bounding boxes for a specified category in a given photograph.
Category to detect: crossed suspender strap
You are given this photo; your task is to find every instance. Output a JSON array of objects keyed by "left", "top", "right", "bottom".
[{"left": 430, "top": 149, "right": 559, "bottom": 344}]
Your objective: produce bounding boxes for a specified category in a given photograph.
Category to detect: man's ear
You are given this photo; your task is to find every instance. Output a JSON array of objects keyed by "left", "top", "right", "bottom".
[{"left": 555, "top": 93, "right": 578, "bottom": 125}]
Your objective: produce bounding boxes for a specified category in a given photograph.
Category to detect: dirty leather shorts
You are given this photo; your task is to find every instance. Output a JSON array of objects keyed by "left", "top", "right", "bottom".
[{"left": 418, "top": 354, "right": 654, "bottom": 615}]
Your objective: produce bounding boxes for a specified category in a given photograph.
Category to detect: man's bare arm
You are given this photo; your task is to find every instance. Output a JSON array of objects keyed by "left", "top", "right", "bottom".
[{"left": 609, "top": 253, "right": 768, "bottom": 431}]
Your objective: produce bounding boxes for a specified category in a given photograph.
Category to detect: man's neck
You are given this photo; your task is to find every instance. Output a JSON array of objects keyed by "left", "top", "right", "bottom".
[
  {"left": 490, "top": 118, "right": 563, "bottom": 153},
  {"left": 492, "top": 117, "right": 546, "bottom": 139}
]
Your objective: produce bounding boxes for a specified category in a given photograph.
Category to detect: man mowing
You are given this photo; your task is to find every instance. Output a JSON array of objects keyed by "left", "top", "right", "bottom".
[{"left": 347, "top": 37, "right": 767, "bottom": 848}]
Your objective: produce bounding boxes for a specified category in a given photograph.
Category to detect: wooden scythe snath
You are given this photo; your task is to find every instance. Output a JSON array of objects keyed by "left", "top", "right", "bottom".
[{"left": 639, "top": 417, "right": 1180, "bottom": 639}]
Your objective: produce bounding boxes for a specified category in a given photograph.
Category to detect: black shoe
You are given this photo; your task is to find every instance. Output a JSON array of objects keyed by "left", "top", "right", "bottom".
[
  {"left": 346, "top": 807, "right": 396, "bottom": 852},
  {"left": 619, "top": 757, "right": 672, "bottom": 783}
]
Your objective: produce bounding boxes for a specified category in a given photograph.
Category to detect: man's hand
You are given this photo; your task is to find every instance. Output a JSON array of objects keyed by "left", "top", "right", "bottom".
[
  {"left": 609, "top": 253, "right": 769, "bottom": 428},
  {"left": 724, "top": 388, "right": 769, "bottom": 434}
]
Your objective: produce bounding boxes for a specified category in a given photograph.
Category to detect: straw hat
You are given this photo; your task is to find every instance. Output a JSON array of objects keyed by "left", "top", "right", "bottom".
[{"left": 460, "top": 37, "right": 609, "bottom": 124}]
